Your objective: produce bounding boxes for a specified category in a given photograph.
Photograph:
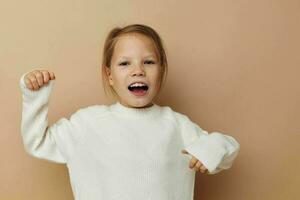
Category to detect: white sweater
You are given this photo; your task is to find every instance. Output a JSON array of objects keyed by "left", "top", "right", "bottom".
[{"left": 19, "top": 72, "right": 240, "bottom": 200}]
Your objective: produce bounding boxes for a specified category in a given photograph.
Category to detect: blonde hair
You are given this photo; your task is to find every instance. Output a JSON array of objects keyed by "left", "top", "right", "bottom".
[{"left": 101, "top": 23, "right": 168, "bottom": 100}]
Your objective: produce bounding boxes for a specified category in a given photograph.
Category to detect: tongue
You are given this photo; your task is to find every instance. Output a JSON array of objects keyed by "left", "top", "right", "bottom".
[
  {"left": 132, "top": 88, "right": 144, "bottom": 91},
  {"left": 130, "top": 88, "right": 146, "bottom": 95}
]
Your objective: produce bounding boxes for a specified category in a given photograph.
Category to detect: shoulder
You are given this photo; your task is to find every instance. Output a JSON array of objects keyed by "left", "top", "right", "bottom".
[
  {"left": 157, "top": 104, "right": 192, "bottom": 125},
  {"left": 161, "top": 105, "right": 190, "bottom": 120}
]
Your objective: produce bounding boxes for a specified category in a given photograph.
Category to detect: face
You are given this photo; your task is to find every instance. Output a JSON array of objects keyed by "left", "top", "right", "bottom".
[{"left": 106, "top": 33, "right": 161, "bottom": 108}]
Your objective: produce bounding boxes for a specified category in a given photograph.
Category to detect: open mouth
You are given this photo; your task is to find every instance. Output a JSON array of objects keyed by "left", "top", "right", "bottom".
[{"left": 128, "top": 83, "right": 149, "bottom": 96}]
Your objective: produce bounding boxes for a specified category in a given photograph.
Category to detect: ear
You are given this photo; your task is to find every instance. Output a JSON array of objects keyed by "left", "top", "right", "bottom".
[{"left": 105, "top": 66, "right": 113, "bottom": 86}]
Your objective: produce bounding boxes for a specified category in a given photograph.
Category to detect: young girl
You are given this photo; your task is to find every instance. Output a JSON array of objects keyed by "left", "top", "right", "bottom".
[{"left": 19, "top": 24, "right": 240, "bottom": 200}]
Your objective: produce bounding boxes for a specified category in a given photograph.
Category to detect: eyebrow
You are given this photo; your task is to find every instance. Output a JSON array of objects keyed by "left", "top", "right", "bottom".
[{"left": 119, "top": 55, "right": 156, "bottom": 59}]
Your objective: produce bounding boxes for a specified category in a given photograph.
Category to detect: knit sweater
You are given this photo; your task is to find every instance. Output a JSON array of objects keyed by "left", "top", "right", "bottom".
[{"left": 19, "top": 71, "right": 240, "bottom": 200}]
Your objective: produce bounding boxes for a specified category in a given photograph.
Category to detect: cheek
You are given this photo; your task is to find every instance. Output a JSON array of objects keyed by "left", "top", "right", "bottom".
[
  {"left": 152, "top": 69, "right": 161, "bottom": 84},
  {"left": 112, "top": 71, "right": 127, "bottom": 88}
]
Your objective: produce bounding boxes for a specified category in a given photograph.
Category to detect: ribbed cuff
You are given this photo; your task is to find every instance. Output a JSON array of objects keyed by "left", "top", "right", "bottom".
[{"left": 183, "top": 133, "right": 227, "bottom": 173}]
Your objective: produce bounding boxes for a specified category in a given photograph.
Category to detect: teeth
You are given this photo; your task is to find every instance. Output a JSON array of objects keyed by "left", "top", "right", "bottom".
[{"left": 129, "top": 82, "right": 147, "bottom": 87}]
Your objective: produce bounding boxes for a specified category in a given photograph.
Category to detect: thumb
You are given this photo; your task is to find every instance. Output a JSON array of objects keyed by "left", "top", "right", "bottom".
[{"left": 181, "top": 149, "right": 189, "bottom": 154}]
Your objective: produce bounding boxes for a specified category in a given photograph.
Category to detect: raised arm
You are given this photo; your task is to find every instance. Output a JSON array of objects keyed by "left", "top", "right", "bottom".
[
  {"left": 19, "top": 69, "right": 83, "bottom": 164},
  {"left": 177, "top": 113, "right": 240, "bottom": 175}
]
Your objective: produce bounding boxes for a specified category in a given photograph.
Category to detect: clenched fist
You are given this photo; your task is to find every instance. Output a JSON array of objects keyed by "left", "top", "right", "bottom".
[
  {"left": 24, "top": 69, "right": 55, "bottom": 91},
  {"left": 181, "top": 149, "right": 208, "bottom": 174}
]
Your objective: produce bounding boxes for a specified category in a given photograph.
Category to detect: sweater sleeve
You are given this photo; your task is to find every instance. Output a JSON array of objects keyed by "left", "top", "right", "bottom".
[
  {"left": 19, "top": 70, "right": 84, "bottom": 164},
  {"left": 177, "top": 113, "right": 240, "bottom": 175}
]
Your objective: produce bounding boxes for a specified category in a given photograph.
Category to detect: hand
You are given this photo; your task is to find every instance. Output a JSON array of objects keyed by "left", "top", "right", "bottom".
[
  {"left": 181, "top": 149, "right": 208, "bottom": 174},
  {"left": 24, "top": 69, "right": 55, "bottom": 91}
]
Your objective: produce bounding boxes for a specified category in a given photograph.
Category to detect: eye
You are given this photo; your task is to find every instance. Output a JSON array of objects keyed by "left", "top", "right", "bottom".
[
  {"left": 144, "top": 60, "right": 155, "bottom": 65},
  {"left": 119, "top": 61, "right": 129, "bottom": 66}
]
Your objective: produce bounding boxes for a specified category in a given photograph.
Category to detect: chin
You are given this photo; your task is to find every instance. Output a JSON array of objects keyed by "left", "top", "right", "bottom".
[{"left": 126, "top": 100, "right": 153, "bottom": 108}]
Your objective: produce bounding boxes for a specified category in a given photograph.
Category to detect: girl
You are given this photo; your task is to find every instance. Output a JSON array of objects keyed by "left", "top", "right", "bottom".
[{"left": 19, "top": 24, "right": 240, "bottom": 200}]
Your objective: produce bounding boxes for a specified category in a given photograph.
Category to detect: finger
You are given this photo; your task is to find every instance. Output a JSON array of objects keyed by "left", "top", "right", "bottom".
[
  {"left": 194, "top": 161, "right": 202, "bottom": 172},
  {"left": 28, "top": 74, "right": 40, "bottom": 90},
  {"left": 41, "top": 70, "right": 50, "bottom": 83},
  {"left": 33, "top": 71, "right": 44, "bottom": 87},
  {"left": 196, "top": 161, "right": 202, "bottom": 167},
  {"left": 195, "top": 160, "right": 208, "bottom": 173},
  {"left": 181, "top": 149, "right": 189, "bottom": 154},
  {"left": 189, "top": 157, "right": 199, "bottom": 169},
  {"left": 200, "top": 165, "right": 207, "bottom": 173},
  {"left": 24, "top": 77, "right": 34, "bottom": 90},
  {"left": 49, "top": 71, "right": 55, "bottom": 80}
]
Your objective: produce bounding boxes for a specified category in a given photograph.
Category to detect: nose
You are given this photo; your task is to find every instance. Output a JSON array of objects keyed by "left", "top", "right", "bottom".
[{"left": 131, "top": 64, "right": 145, "bottom": 76}]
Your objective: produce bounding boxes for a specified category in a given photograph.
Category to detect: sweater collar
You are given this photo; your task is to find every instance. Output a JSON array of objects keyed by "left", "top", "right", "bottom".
[{"left": 110, "top": 101, "right": 161, "bottom": 118}]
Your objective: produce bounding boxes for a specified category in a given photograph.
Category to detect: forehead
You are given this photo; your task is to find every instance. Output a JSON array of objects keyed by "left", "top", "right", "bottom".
[{"left": 113, "top": 33, "right": 157, "bottom": 57}]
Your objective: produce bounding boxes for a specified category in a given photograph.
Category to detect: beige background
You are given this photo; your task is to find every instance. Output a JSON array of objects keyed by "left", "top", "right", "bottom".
[{"left": 1, "top": 0, "right": 299, "bottom": 199}]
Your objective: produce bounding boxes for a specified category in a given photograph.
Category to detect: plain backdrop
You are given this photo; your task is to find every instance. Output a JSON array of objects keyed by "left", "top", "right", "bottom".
[{"left": 0, "top": 0, "right": 299, "bottom": 199}]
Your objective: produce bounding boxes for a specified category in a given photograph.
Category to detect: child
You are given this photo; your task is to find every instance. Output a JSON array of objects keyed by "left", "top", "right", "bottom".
[{"left": 19, "top": 24, "right": 240, "bottom": 200}]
